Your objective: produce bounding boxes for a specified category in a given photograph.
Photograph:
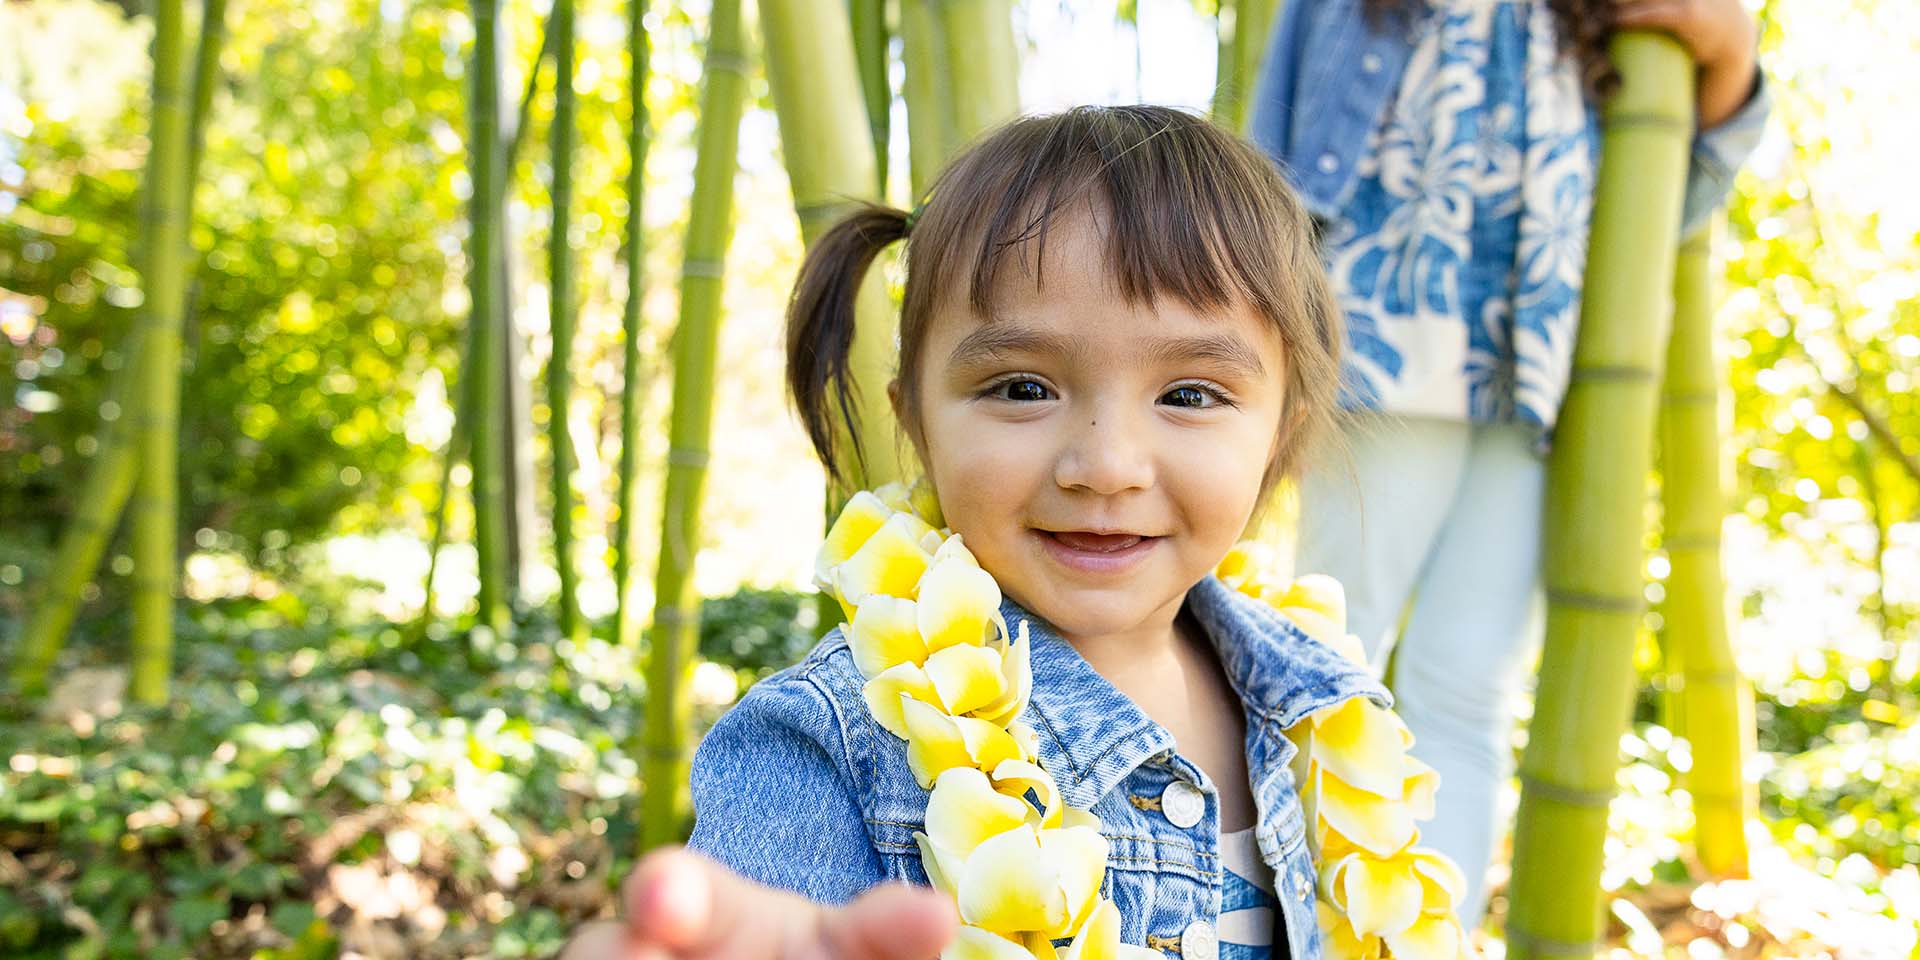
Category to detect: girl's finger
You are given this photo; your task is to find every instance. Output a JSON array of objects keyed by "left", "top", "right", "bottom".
[
  {"left": 558, "top": 921, "right": 673, "bottom": 960},
  {"left": 817, "top": 883, "right": 960, "bottom": 960},
  {"left": 620, "top": 847, "right": 722, "bottom": 948},
  {"left": 1612, "top": 0, "right": 1688, "bottom": 26}
]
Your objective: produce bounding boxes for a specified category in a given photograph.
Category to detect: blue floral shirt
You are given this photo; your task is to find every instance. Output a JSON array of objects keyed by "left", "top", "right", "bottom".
[
  {"left": 1249, "top": 0, "right": 1771, "bottom": 453},
  {"left": 685, "top": 575, "right": 1389, "bottom": 960}
]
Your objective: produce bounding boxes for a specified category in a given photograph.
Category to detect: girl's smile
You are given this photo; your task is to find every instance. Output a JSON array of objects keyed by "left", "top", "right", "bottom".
[{"left": 1033, "top": 529, "right": 1163, "bottom": 575}]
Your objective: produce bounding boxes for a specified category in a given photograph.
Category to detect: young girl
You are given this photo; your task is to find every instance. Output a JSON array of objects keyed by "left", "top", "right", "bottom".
[
  {"left": 564, "top": 105, "right": 1450, "bottom": 960},
  {"left": 1247, "top": 0, "right": 1768, "bottom": 928}
]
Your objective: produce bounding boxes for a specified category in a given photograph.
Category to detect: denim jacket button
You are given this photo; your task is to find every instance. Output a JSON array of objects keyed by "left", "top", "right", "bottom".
[
  {"left": 1160, "top": 780, "right": 1205, "bottom": 829},
  {"left": 1316, "top": 152, "right": 1339, "bottom": 174},
  {"left": 1180, "top": 919, "right": 1218, "bottom": 960},
  {"left": 1292, "top": 867, "right": 1314, "bottom": 903},
  {"left": 1361, "top": 52, "right": 1384, "bottom": 74}
]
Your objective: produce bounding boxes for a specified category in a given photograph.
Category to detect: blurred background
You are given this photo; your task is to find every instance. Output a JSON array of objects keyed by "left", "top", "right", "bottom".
[{"left": 1, "top": 0, "right": 1917, "bottom": 958}]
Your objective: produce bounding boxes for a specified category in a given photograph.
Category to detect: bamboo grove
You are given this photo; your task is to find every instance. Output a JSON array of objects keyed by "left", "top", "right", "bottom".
[{"left": 8, "top": 0, "right": 1759, "bottom": 933}]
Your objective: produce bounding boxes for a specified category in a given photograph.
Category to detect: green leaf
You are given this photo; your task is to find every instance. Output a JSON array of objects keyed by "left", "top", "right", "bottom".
[{"left": 169, "top": 894, "right": 229, "bottom": 937}]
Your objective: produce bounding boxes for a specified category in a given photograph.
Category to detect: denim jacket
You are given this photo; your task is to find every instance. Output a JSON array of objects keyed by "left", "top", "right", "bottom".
[
  {"left": 1247, "top": 0, "right": 1771, "bottom": 238},
  {"left": 686, "top": 574, "right": 1391, "bottom": 960}
]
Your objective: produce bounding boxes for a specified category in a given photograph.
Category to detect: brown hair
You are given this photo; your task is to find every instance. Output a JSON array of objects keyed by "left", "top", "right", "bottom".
[
  {"left": 785, "top": 104, "right": 1345, "bottom": 507},
  {"left": 1365, "top": 0, "right": 1618, "bottom": 98}
]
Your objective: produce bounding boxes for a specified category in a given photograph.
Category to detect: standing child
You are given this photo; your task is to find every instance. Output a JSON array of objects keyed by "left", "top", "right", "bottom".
[
  {"left": 1248, "top": 0, "right": 1769, "bottom": 928},
  {"left": 565, "top": 105, "right": 1470, "bottom": 960}
]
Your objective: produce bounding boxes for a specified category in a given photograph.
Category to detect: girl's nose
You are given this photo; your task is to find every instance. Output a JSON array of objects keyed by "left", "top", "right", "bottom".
[{"left": 1052, "top": 406, "right": 1155, "bottom": 496}]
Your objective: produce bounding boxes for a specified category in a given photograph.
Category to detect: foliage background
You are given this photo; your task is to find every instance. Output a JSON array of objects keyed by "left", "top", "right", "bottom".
[{"left": 1, "top": 0, "right": 1917, "bottom": 957}]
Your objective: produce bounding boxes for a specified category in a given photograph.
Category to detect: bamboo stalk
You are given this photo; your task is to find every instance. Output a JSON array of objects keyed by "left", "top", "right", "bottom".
[
  {"left": 547, "top": 0, "right": 584, "bottom": 642},
  {"left": 850, "top": 0, "right": 890, "bottom": 199},
  {"left": 12, "top": 0, "right": 223, "bottom": 699},
  {"left": 1660, "top": 225, "right": 1751, "bottom": 879},
  {"left": 1212, "top": 0, "right": 1276, "bottom": 135},
  {"left": 127, "top": 0, "right": 195, "bottom": 706},
  {"left": 613, "top": 0, "right": 655, "bottom": 653},
  {"left": 639, "top": 0, "right": 748, "bottom": 851},
  {"left": 1505, "top": 33, "right": 1694, "bottom": 959},
  {"left": 467, "top": 0, "right": 513, "bottom": 637},
  {"left": 760, "top": 0, "right": 907, "bottom": 492},
  {"left": 938, "top": 0, "right": 1021, "bottom": 149},
  {"left": 899, "top": 0, "right": 955, "bottom": 199}
]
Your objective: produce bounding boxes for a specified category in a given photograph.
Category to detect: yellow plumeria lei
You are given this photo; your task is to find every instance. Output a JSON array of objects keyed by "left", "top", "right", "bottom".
[{"left": 815, "top": 481, "right": 1475, "bottom": 960}]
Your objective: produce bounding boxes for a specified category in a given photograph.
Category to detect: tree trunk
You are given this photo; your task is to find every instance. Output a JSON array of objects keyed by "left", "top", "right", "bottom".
[
  {"left": 467, "top": 0, "right": 513, "bottom": 637},
  {"left": 547, "top": 0, "right": 584, "bottom": 641},
  {"left": 613, "top": 0, "right": 655, "bottom": 654},
  {"left": 639, "top": 0, "right": 749, "bottom": 852},
  {"left": 1659, "top": 224, "right": 1751, "bottom": 879},
  {"left": 1505, "top": 34, "right": 1694, "bottom": 959}
]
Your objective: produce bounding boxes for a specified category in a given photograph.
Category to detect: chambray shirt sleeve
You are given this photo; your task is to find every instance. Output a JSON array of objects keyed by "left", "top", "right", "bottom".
[
  {"left": 685, "top": 671, "right": 887, "bottom": 905},
  {"left": 1680, "top": 64, "right": 1771, "bottom": 237}
]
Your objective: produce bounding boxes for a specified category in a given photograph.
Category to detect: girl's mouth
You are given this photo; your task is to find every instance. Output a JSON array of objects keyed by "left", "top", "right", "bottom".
[{"left": 1034, "top": 529, "right": 1161, "bottom": 574}]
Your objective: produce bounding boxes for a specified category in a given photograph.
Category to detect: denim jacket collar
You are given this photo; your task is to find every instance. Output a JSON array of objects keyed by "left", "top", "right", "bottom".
[{"left": 1005, "top": 574, "right": 1390, "bottom": 812}]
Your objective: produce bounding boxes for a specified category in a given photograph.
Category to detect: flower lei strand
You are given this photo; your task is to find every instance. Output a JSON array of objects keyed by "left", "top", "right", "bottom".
[{"left": 815, "top": 481, "right": 1475, "bottom": 960}]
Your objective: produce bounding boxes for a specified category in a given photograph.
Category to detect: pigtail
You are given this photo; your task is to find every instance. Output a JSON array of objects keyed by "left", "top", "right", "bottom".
[{"left": 785, "top": 203, "right": 911, "bottom": 486}]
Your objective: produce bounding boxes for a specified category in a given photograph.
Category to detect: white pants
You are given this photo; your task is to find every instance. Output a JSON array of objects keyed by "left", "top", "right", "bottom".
[{"left": 1293, "top": 414, "right": 1546, "bottom": 927}]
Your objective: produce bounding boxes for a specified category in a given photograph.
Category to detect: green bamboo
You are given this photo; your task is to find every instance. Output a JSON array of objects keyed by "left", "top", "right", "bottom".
[
  {"left": 1212, "top": 0, "right": 1276, "bottom": 135},
  {"left": 612, "top": 0, "right": 654, "bottom": 653},
  {"left": 899, "top": 0, "right": 956, "bottom": 199},
  {"left": 761, "top": 0, "right": 908, "bottom": 492},
  {"left": 849, "top": 0, "right": 890, "bottom": 199},
  {"left": 547, "top": 0, "right": 584, "bottom": 642},
  {"left": 185, "top": 0, "right": 227, "bottom": 192},
  {"left": 1505, "top": 33, "right": 1694, "bottom": 959},
  {"left": 938, "top": 0, "right": 1020, "bottom": 149},
  {"left": 467, "top": 0, "right": 513, "bottom": 638},
  {"left": 899, "top": 0, "right": 1021, "bottom": 195},
  {"left": 11, "top": 0, "right": 223, "bottom": 698},
  {"left": 1659, "top": 224, "right": 1751, "bottom": 879},
  {"left": 638, "top": 0, "right": 748, "bottom": 851},
  {"left": 126, "top": 0, "right": 195, "bottom": 706}
]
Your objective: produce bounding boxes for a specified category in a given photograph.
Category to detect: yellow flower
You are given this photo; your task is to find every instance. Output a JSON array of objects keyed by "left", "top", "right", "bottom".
[
  {"left": 918, "top": 821, "right": 1108, "bottom": 939},
  {"left": 862, "top": 662, "right": 942, "bottom": 738},
  {"left": 919, "top": 537, "right": 1002, "bottom": 652},
  {"left": 1382, "top": 913, "right": 1471, "bottom": 960},
  {"left": 832, "top": 512, "right": 937, "bottom": 618},
  {"left": 1319, "top": 900, "right": 1384, "bottom": 960},
  {"left": 989, "top": 758, "right": 1062, "bottom": 829},
  {"left": 900, "top": 698, "right": 1028, "bottom": 788},
  {"left": 1059, "top": 899, "right": 1164, "bottom": 960},
  {"left": 1307, "top": 697, "right": 1413, "bottom": 796},
  {"left": 1217, "top": 542, "right": 1279, "bottom": 598},
  {"left": 1323, "top": 851, "right": 1424, "bottom": 937},
  {"left": 848, "top": 594, "right": 929, "bottom": 678},
  {"left": 815, "top": 490, "right": 895, "bottom": 590},
  {"left": 946, "top": 926, "right": 1037, "bottom": 960}
]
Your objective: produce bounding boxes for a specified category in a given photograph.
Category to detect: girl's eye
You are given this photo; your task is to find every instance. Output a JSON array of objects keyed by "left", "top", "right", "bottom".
[
  {"left": 1162, "top": 383, "right": 1231, "bottom": 409},
  {"left": 987, "top": 378, "right": 1053, "bottom": 402}
]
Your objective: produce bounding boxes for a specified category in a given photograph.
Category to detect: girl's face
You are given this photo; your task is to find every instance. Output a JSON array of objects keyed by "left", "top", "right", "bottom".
[{"left": 897, "top": 207, "right": 1290, "bottom": 643}]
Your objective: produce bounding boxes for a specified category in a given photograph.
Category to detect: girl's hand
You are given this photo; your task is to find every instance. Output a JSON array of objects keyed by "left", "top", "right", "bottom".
[
  {"left": 558, "top": 846, "right": 959, "bottom": 960},
  {"left": 1610, "top": 0, "right": 1761, "bottom": 128}
]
